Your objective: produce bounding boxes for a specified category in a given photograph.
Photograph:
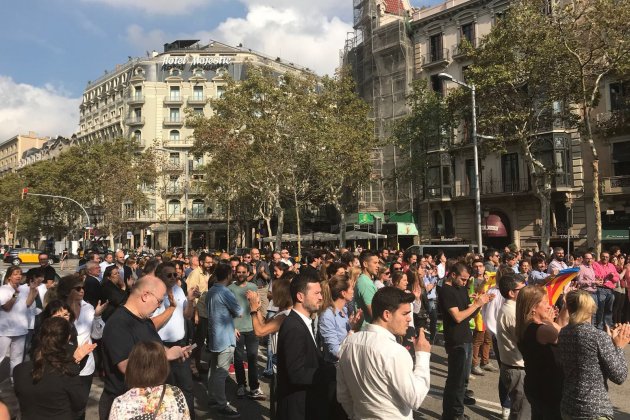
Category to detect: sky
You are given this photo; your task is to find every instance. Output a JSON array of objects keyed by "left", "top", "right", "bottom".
[{"left": 0, "top": 0, "right": 440, "bottom": 140}]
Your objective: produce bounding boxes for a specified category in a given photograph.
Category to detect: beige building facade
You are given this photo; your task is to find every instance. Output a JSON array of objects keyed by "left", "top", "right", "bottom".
[
  {"left": 77, "top": 40, "right": 312, "bottom": 250},
  {"left": 0, "top": 132, "right": 49, "bottom": 175}
]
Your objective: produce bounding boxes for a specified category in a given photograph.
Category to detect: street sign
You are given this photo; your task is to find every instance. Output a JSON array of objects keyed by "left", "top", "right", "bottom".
[{"left": 126, "top": 231, "right": 133, "bottom": 239}]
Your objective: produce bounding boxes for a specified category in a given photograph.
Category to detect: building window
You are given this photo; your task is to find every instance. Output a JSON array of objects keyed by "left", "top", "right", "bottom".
[
  {"left": 430, "top": 74, "right": 444, "bottom": 95},
  {"left": 461, "top": 22, "right": 475, "bottom": 44},
  {"left": 193, "top": 86, "right": 204, "bottom": 100},
  {"left": 217, "top": 86, "right": 225, "bottom": 98},
  {"left": 133, "top": 108, "right": 141, "bottom": 119},
  {"left": 193, "top": 108, "right": 204, "bottom": 116},
  {"left": 134, "top": 87, "right": 142, "bottom": 100},
  {"left": 169, "top": 86, "right": 180, "bottom": 101},
  {"left": 610, "top": 81, "right": 630, "bottom": 111},
  {"left": 133, "top": 130, "right": 141, "bottom": 140},
  {"left": 612, "top": 141, "right": 630, "bottom": 176},
  {"left": 169, "top": 152, "right": 180, "bottom": 167},
  {"left": 169, "top": 130, "right": 180, "bottom": 141},
  {"left": 192, "top": 200, "right": 205, "bottom": 218},
  {"left": 429, "top": 33, "right": 443, "bottom": 62},
  {"left": 169, "top": 108, "right": 180, "bottom": 122},
  {"left": 192, "top": 156, "right": 203, "bottom": 170},
  {"left": 501, "top": 153, "right": 520, "bottom": 192},
  {"left": 168, "top": 200, "right": 181, "bottom": 215}
]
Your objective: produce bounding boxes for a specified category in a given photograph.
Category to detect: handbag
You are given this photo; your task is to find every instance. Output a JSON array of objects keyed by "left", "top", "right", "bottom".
[{"left": 152, "top": 384, "right": 167, "bottom": 420}]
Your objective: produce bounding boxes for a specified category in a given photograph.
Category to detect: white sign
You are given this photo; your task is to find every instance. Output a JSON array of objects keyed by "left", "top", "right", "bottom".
[
  {"left": 126, "top": 231, "right": 133, "bottom": 239},
  {"left": 161, "top": 55, "right": 234, "bottom": 68},
  {"left": 481, "top": 225, "right": 499, "bottom": 232}
]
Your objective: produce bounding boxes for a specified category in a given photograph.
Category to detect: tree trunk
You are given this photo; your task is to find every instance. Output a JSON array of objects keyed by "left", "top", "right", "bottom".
[
  {"left": 108, "top": 225, "right": 115, "bottom": 250},
  {"left": 227, "top": 200, "right": 231, "bottom": 253},
  {"left": 334, "top": 201, "right": 346, "bottom": 248},
  {"left": 275, "top": 204, "right": 284, "bottom": 252},
  {"left": 539, "top": 192, "right": 551, "bottom": 253},
  {"left": 264, "top": 217, "right": 274, "bottom": 251},
  {"left": 293, "top": 188, "right": 302, "bottom": 261},
  {"left": 592, "top": 159, "right": 602, "bottom": 256}
]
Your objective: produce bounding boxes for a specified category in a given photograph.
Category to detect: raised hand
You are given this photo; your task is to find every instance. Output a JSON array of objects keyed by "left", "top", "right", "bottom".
[
  {"left": 73, "top": 341, "right": 97, "bottom": 363},
  {"left": 349, "top": 309, "right": 363, "bottom": 331},
  {"left": 94, "top": 300, "right": 109, "bottom": 317}
]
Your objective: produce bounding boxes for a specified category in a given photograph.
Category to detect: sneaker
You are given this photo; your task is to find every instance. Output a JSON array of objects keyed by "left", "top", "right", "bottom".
[
  {"left": 482, "top": 362, "right": 499, "bottom": 372},
  {"left": 471, "top": 365, "right": 485, "bottom": 376},
  {"left": 236, "top": 385, "right": 247, "bottom": 399},
  {"left": 463, "top": 395, "right": 476, "bottom": 406},
  {"left": 248, "top": 388, "right": 265, "bottom": 400},
  {"left": 217, "top": 403, "right": 241, "bottom": 418},
  {"left": 502, "top": 407, "right": 511, "bottom": 420},
  {"left": 465, "top": 389, "right": 475, "bottom": 398}
]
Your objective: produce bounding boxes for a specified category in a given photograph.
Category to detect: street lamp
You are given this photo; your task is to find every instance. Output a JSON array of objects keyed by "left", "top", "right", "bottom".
[
  {"left": 155, "top": 147, "right": 189, "bottom": 256},
  {"left": 438, "top": 72, "right": 483, "bottom": 255}
]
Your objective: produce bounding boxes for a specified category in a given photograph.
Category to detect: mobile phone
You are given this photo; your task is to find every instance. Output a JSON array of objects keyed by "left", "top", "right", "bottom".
[{"left": 188, "top": 343, "right": 198, "bottom": 351}]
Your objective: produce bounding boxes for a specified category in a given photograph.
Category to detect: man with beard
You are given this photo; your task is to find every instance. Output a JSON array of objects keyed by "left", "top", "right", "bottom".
[
  {"left": 439, "top": 263, "right": 493, "bottom": 420},
  {"left": 152, "top": 262, "right": 198, "bottom": 418},
  {"left": 276, "top": 272, "right": 335, "bottom": 420}
]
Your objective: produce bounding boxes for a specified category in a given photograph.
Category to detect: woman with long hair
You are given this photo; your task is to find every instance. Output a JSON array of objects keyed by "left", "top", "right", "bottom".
[
  {"left": 515, "top": 286, "right": 568, "bottom": 419},
  {"left": 57, "top": 275, "right": 107, "bottom": 419},
  {"left": 101, "top": 265, "right": 128, "bottom": 321},
  {"left": 0, "top": 266, "right": 39, "bottom": 376},
  {"left": 109, "top": 341, "right": 190, "bottom": 420},
  {"left": 558, "top": 290, "right": 629, "bottom": 420},
  {"left": 319, "top": 275, "right": 362, "bottom": 363},
  {"left": 14, "top": 317, "right": 95, "bottom": 419}
]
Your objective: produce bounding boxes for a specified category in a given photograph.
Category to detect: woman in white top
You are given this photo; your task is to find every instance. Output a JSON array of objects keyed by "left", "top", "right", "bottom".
[
  {"left": 0, "top": 266, "right": 39, "bottom": 375},
  {"left": 57, "top": 274, "right": 107, "bottom": 420}
]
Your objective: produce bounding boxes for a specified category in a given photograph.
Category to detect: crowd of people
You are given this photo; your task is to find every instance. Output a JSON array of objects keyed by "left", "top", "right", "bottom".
[{"left": 0, "top": 244, "right": 628, "bottom": 419}]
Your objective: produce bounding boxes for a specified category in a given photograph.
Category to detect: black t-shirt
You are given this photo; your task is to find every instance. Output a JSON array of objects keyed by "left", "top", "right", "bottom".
[
  {"left": 40, "top": 265, "right": 57, "bottom": 282},
  {"left": 101, "top": 306, "right": 162, "bottom": 396},
  {"left": 438, "top": 282, "right": 475, "bottom": 347}
]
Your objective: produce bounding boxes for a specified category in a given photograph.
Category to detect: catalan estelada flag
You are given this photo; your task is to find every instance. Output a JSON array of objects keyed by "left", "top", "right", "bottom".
[{"left": 545, "top": 267, "right": 580, "bottom": 305}]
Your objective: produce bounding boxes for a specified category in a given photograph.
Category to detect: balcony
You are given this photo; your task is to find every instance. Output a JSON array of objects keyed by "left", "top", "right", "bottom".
[
  {"left": 163, "top": 96, "right": 184, "bottom": 106},
  {"left": 422, "top": 49, "right": 450, "bottom": 69},
  {"left": 454, "top": 177, "right": 531, "bottom": 197},
  {"left": 164, "top": 185, "right": 184, "bottom": 195},
  {"left": 125, "top": 117, "right": 145, "bottom": 126},
  {"left": 164, "top": 138, "right": 194, "bottom": 148},
  {"left": 429, "top": 227, "right": 455, "bottom": 238},
  {"left": 553, "top": 173, "right": 574, "bottom": 190},
  {"left": 452, "top": 38, "right": 478, "bottom": 60},
  {"left": 602, "top": 175, "right": 630, "bottom": 195},
  {"left": 123, "top": 212, "right": 156, "bottom": 222},
  {"left": 163, "top": 162, "right": 184, "bottom": 172},
  {"left": 127, "top": 95, "right": 145, "bottom": 105},
  {"left": 187, "top": 96, "right": 207, "bottom": 106},
  {"left": 190, "top": 212, "right": 207, "bottom": 220},
  {"left": 163, "top": 117, "right": 184, "bottom": 126},
  {"left": 595, "top": 109, "right": 630, "bottom": 136}
]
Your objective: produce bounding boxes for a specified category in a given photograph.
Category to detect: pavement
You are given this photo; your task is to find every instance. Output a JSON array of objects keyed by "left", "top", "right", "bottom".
[{"left": 6, "top": 260, "right": 630, "bottom": 419}]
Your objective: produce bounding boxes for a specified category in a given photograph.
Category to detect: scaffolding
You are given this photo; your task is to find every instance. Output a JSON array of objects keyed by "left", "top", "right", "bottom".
[{"left": 343, "top": 0, "right": 414, "bottom": 213}]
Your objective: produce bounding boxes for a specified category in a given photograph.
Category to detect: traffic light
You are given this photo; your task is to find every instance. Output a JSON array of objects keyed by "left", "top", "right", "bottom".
[{"left": 21, "top": 187, "right": 28, "bottom": 200}]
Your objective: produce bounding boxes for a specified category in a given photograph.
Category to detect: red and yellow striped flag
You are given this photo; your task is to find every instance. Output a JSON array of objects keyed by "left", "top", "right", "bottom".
[{"left": 545, "top": 267, "right": 580, "bottom": 305}]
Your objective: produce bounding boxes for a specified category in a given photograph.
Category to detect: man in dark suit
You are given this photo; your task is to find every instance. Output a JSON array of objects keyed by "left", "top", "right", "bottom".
[
  {"left": 83, "top": 260, "right": 103, "bottom": 308},
  {"left": 276, "top": 272, "right": 335, "bottom": 420}
]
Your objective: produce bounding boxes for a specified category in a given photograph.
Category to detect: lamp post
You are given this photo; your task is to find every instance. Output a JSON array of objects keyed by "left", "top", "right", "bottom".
[
  {"left": 438, "top": 72, "right": 483, "bottom": 255},
  {"left": 156, "top": 147, "right": 189, "bottom": 256}
]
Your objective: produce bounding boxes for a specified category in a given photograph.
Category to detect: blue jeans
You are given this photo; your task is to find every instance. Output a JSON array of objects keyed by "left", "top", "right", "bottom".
[
  {"left": 443, "top": 342, "right": 472, "bottom": 419},
  {"left": 265, "top": 310, "right": 277, "bottom": 375},
  {"left": 427, "top": 300, "right": 438, "bottom": 343},
  {"left": 594, "top": 288, "right": 615, "bottom": 330},
  {"left": 234, "top": 330, "right": 260, "bottom": 390}
]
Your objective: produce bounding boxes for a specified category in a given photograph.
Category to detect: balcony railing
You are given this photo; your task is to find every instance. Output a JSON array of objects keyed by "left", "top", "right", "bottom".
[
  {"left": 422, "top": 49, "right": 450, "bottom": 68},
  {"left": 164, "top": 185, "right": 184, "bottom": 195},
  {"left": 429, "top": 227, "right": 455, "bottom": 238},
  {"left": 163, "top": 117, "right": 184, "bottom": 126},
  {"left": 125, "top": 117, "right": 145, "bottom": 126},
  {"left": 452, "top": 38, "right": 478, "bottom": 58},
  {"left": 127, "top": 95, "right": 145, "bottom": 105},
  {"left": 455, "top": 178, "right": 531, "bottom": 197},
  {"left": 163, "top": 96, "right": 184, "bottom": 105},
  {"left": 187, "top": 96, "right": 206, "bottom": 106},
  {"left": 602, "top": 175, "right": 630, "bottom": 194}
]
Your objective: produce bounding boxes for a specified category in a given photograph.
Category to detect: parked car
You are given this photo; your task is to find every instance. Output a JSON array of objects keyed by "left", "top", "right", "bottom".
[{"left": 3, "top": 248, "right": 60, "bottom": 266}]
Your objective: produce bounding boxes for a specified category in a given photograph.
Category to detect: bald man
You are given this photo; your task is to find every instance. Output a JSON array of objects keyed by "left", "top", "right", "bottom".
[{"left": 98, "top": 275, "right": 192, "bottom": 419}]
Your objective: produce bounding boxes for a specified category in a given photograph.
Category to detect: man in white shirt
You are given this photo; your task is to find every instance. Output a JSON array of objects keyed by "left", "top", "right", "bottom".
[
  {"left": 497, "top": 273, "right": 530, "bottom": 420},
  {"left": 337, "top": 287, "right": 431, "bottom": 419},
  {"left": 100, "top": 253, "right": 114, "bottom": 279},
  {"left": 152, "top": 262, "right": 197, "bottom": 418}
]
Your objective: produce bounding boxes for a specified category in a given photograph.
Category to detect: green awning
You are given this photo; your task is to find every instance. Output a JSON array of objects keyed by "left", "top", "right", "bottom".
[
  {"left": 347, "top": 212, "right": 386, "bottom": 224},
  {"left": 396, "top": 222, "right": 419, "bottom": 236},
  {"left": 602, "top": 229, "right": 629, "bottom": 241},
  {"left": 388, "top": 211, "right": 415, "bottom": 223}
]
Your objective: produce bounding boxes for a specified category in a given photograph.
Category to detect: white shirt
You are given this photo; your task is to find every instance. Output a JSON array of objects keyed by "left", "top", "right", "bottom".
[
  {"left": 293, "top": 309, "right": 316, "bottom": 345},
  {"left": 75, "top": 300, "right": 101, "bottom": 376},
  {"left": 496, "top": 300, "right": 524, "bottom": 367},
  {"left": 0, "top": 284, "right": 33, "bottom": 336},
  {"left": 337, "top": 323, "right": 431, "bottom": 419},
  {"left": 482, "top": 287, "right": 504, "bottom": 336},
  {"left": 100, "top": 261, "right": 114, "bottom": 279},
  {"left": 152, "top": 285, "right": 187, "bottom": 343}
]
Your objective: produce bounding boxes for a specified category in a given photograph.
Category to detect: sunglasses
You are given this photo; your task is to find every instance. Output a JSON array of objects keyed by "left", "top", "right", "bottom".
[
  {"left": 384, "top": 271, "right": 391, "bottom": 275},
  {"left": 392, "top": 267, "right": 402, "bottom": 271},
  {"left": 236, "top": 271, "right": 248, "bottom": 275},
  {"left": 164, "top": 272, "right": 178, "bottom": 278},
  {"left": 73, "top": 286, "right": 84, "bottom": 292}
]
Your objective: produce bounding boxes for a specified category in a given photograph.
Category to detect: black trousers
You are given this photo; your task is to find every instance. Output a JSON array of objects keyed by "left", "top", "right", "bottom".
[
  {"left": 98, "top": 390, "right": 117, "bottom": 420},
  {"left": 442, "top": 343, "right": 472, "bottom": 419},
  {"left": 165, "top": 342, "right": 196, "bottom": 419}
]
